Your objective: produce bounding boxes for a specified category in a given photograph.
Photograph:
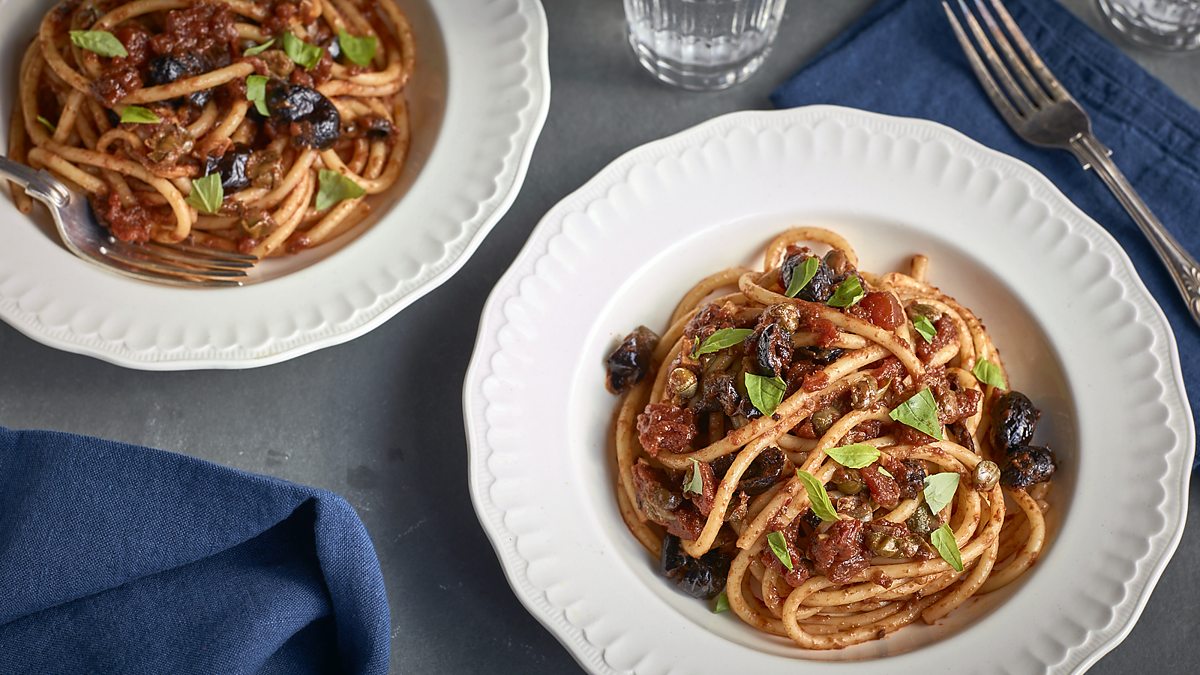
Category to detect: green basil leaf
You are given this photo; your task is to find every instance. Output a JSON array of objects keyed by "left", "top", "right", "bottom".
[
  {"left": 245, "top": 75, "right": 269, "bottom": 116},
  {"left": 784, "top": 256, "right": 819, "bottom": 298},
  {"left": 766, "top": 531, "right": 794, "bottom": 571},
  {"left": 712, "top": 590, "right": 730, "bottom": 613},
  {"left": 684, "top": 458, "right": 703, "bottom": 495},
  {"left": 338, "top": 29, "right": 377, "bottom": 66},
  {"left": 823, "top": 443, "right": 881, "bottom": 469},
  {"left": 119, "top": 105, "right": 159, "bottom": 124},
  {"left": 827, "top": 275, "right": 865, "bottom": 308},
  {"left": 923, "top": 472, "right": 960, "bottom": 514},
  {"left": 931, "top": 523, "right": 963, "bottom": 572},
  {"left": 971, "top": 358, "right": 1007, "bottom": 389},
  {"left": 36, "top": 115, "right": 56, "bottom": 132},
  {"left": 693, "top": 328, "right": 753, "bottom": 357},
  {"left": 888, "top": 387, "right": 943, "bottom": 440},
  {"left": 878, "top": 466, "right": 893, "bottom": 478},
  {"left": 315, "top": 169, "right": 365, "bottom": 211},
  {"left": 912, "top": 314, "right": 937, "bottom": 343},
  {"left": 186, "top": 173, "right": 224, "bottom": 215},
  {"left": 282, "top": 31, "right": 323, "bottom": 70},
  {"left": 744, "top": 372, "right": 786, "bottom": 416},
  {"left": 796, "top": 469, "right": 838, "bottom": 522},
  {"left": 243, "top": 38, "right": 275, "bottom": 56},
  {"left": 69, "top": 30, "right": 128, "bottom": 58}
]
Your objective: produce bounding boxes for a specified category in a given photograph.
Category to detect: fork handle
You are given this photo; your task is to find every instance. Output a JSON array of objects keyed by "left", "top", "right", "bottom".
[
  {"left": 0, "top": 155, "right": 70, "bottom": 207},
  {"left": 1069, "top": 134, "right": 1200, "bottom": 328}
]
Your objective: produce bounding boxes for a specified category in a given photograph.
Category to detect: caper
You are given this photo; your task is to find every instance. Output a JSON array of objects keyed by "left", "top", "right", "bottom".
[
  {"left": 810, "top": 406, "right": 839, "bottom": 437},
  {"left": 669, "top": 367, "right": 698, "bottom": 400},
  {"left": 833, "top": 468, "right": 864, "bottom": 496},
  {"left": 763, "top": 303, "right": 801, "bottom": 333},
  {"left": 906, "top": 502, "right": 938, "bottom": 535},
  {"left": 824, "top": 249, "right": 851, "bottom": 277},
  {"left": 973, "top": 460, "right": 1000, "bottom": 491},
  {"left": 836, "top": 494, "right": 873, "bottom": 519},
  {"left": 906, "top": 302, "right": 943, "bottom": 323},
  {"left": 849, "top": 377, "right": 878, "bottom": 411},
  {"left": 865, "top": 531, "right": 901, "bottom": 558}
]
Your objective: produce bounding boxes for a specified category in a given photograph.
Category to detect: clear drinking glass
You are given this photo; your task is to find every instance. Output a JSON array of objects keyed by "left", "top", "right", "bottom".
[
  {"left": 624, "top": 0, "right": 789, "bottom": 91},
  {"left": 1097, "top": 0, "right": 1200, "bottom": 50}
]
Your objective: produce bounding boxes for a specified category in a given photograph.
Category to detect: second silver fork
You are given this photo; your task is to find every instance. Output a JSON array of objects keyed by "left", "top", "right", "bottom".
[{"left": 943, "top": 0, "right": 1200, "bottom": 327}]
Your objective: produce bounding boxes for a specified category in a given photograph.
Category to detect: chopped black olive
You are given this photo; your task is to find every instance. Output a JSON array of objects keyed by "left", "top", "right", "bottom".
[
  {"left": 1000, "top": 445, "right": 1056, "bottom": 488},
  {"left": 266, "top": 80, "right": 341, "bottom": 149},
  {"left": 781, "top": 253, "right": 835, "bottom": 303},
  {"left": 737, "top": 447, "right": 786, "bottom": 495},
  {"left": 203, "top": 145, "right": 252, "bottom": 192},
  {"left": 754, "top": 322, "right": 792, "bottom": 377},
  {"left": 794, "top": 346, "right": 845, "bottom": 365},
  {"left": 605, "top": 326, "right": 659, "bottom": 395},
  {"left": 990, "top": 391, "right": 1041, "bottom": 453},
  {"left": 659, "top": 536, "right": 731, "bottom": 599}
]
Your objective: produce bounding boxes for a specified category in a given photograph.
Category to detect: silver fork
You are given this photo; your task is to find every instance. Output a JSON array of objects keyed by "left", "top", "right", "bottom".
[
  {"left": 943, "top": 0, "right": 1200, "bottom": 327},
  {"left": 0, "top": 156, "right": 254, "bottom": 287}
]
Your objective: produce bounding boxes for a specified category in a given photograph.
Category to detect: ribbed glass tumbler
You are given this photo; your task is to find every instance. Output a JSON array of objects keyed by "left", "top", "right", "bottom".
[{"left": 624, "top": 0, "right": 789, "bottom": 91}]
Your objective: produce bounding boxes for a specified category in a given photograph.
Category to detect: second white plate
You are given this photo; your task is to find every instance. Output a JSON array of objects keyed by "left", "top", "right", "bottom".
[{"left": 464, "top": 106, "right": 1193, "bottom": 674}]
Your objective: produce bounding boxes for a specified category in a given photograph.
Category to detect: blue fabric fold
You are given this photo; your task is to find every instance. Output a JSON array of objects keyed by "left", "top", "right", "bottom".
[
  {"left": 773, "top": 0, "right": 1199, "bottom": 466},
  {"left": 0, "top": 428, "right": 390, "bottom": 674}
]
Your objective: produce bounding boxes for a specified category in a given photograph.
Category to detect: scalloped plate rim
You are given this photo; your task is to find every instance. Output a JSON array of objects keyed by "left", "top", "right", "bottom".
[{"left": 463, "top": 105, "right": 1194, "bottom": 674}]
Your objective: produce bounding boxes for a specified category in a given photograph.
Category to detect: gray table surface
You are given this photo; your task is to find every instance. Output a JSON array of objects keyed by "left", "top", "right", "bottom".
[{"left": 2, "top": 0, "right": 1198, "bottom": 672}]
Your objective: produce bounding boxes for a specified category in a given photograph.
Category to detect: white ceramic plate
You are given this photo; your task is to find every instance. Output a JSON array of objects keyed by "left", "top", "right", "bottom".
[
  {"left": 0, "top": 0, "right": 549, "bottom": 369},
  {"left": 464, "top": 107, "right": 1194, "bottom": 674}
]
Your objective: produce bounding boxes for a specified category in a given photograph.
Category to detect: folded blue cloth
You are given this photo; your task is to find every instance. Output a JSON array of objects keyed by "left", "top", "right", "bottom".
[
  {"left": 773, "top": 0, "right": 1199, "bottom": 466},
  {"left": 0, "top": 428, "right": 390, "bottom": 674}
]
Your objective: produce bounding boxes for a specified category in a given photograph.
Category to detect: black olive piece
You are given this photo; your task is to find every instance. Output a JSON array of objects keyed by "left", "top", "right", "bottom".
[
  {"left": 781, "top": 253, "right": 835, "bottom": 303},
  {"left": 691, "top": 373, "right": 741, "bottom": 417},
  {"left": 990, "top": 391, "right": 1041, "bottom": 453},
  {"left": 203, "top": 145, "right": 253, "bottom": 192},
  {"left": 794, "top": 346, "right": 845, "bottom": 366},
  {"left": 754, "top": 323, "right": 793, "bottom": 377},
  {"left": 104, "top": 108, "right": 120, "bottom": 127},
  {"left": 147, "top": 54, "right": 205, "bottom": 86},
  {"left": 605, "top": 326, "right": 659, "bottom": 395},
  {"left": 186, "top": 89, "right": 212, "bottom": 108},
  {"left": 659, "top": 535, "right": 690, "bottom": 580},
  {"left": 802, "top": 509, "right": 822, "bottom": 529},
  {"left": 1000, "top": 445, "right": 1056, "bottom": 488},
  {"left": 737, "top": 447, "right": 786, "bottom": 495},
  {"left": 365, "top": 116, "right": 394, "bottom": 139},
  {"left": 265, "top": 80, "right": 343, "bottom": 150},
  {"left": 677, "top": 547, "right": 732, "bottom": 599}
]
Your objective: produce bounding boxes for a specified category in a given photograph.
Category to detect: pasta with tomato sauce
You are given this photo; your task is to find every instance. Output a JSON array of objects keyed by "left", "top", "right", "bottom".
[
  {"left": 8, "top": 0, "right": 413, "bottom": 260},
  {"left": 605, "top": 227, "right": 1057, "bottom": 649}
]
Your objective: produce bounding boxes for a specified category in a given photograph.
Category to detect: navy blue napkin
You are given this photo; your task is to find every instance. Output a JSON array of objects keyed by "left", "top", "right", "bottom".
[
  {"left": 0, "top": 428, "right": 390, "bottom": 674},
  {"left": 774, "top": 0, "right": 1199, "bottom": 466}
]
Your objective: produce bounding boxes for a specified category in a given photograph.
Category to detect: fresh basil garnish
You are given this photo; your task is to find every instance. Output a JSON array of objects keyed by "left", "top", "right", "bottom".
[
  {"left": 282, "top": 31, "right": 323, "bottom": 70},
  {"left": 69, "top": 30, "right": 128, "bottom": 58},
  {"left": 784, "top": 256, "right": 819, "bottom": 298},
  {"left": 245, "top": 75, "right": 269, "bottom": 116},
  {"left": 796, "top": 469, "right": 838, "bottom": 522},
  {"left": 243, "top": 39, "right": 275, "bottom": 56},
  {"left": 824, "top": 443, "right": 880, "bottom": 469},
  {"left": 888, "top": 387, "right": 943, "bottom": 440},
  {"left": 931, "top": 523, "right": 963, "bottom": 572},
  {"left": 827, "top": 275, "right": 865, "bottom": 308},
  {"left": 712, "top": 590, "right": 730, "bottom": 613},
  {"left": 971, "top": 358, "right": 1006, "bottom": 389},
  {"left": 338, "top": 29, "right": 377, "bottom": 66},
  {"left": 36, "top": 115, "right": 55, "bottom": 132},
  {"left": 912, "top": 314, "right": 937, "bottom": 343},
  {"left": 692, "top": 328, "right": 752, "bottom": 357},
  {"left": 744, "top": 372, "right": 786, "bottom": 416},
  {"left": 186, "top": 173, "right": 224, "bottom": 215},
  {"left": 315, "top": 169, "right": 365, "bottom": 211},
  {"left": 923, "top": 472, "right": 959, "bottom": 514},
  {"left": 878, "top": 466, "right": 893, "bottom": 478},
  {"left": 766, "top": 531, "right": 794, "bottom": 571},
  {"left": 119, "top": 105, "right": 159, "bottom": 124},
  {"left": 684, "top": 458, "right": 703, "bottom": 495}
]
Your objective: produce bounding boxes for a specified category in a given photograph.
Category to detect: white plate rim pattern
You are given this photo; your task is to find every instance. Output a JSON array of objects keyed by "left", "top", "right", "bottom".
[
  {"left": 463, "top": 106, "right": 1194, "bottom": 674},
  {"left": 0, "top": 0, "right": 550, "bottom": 370}
]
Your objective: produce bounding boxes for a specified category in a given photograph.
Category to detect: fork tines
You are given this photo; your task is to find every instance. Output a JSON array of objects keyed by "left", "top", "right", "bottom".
[{"left": 942, "top": 0, "right": 1074, "bottom": 124}]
